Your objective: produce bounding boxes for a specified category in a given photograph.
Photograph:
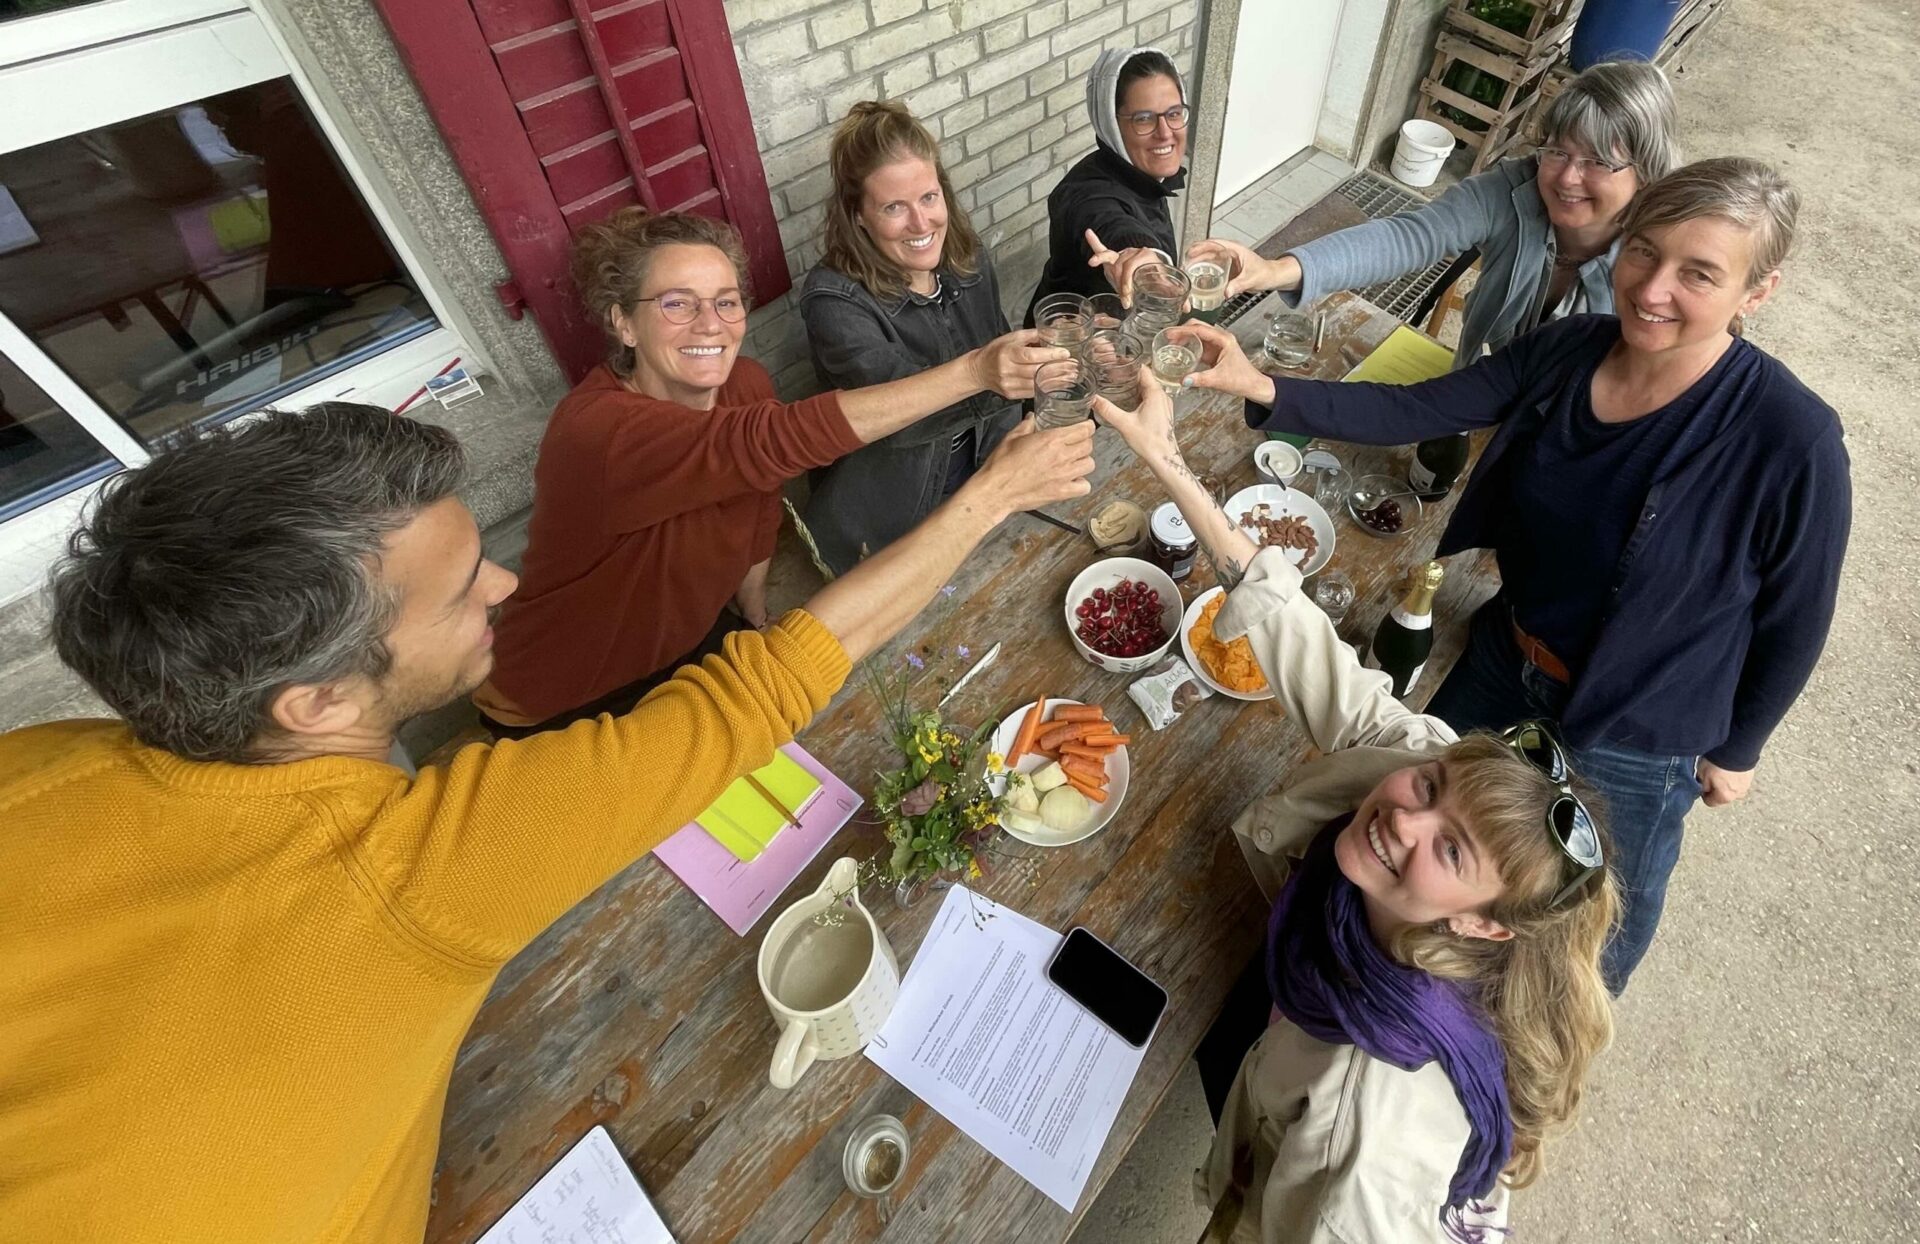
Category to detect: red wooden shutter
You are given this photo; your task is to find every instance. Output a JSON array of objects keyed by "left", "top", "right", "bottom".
[{"left": 373, "top": 0, "right": 790, "bottom": 382}]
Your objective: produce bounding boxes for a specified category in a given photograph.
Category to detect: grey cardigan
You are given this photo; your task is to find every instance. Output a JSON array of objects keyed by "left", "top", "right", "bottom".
[
  {"left": 1280, "top": 157, "right": 1617, "bottom": 368},
  {"left": 798, "top": 258, "right": 1019, "bottom": 574}
]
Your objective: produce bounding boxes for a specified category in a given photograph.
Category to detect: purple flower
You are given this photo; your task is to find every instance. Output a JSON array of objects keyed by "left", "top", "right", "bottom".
[
  {"left": 957, "top": 644, "right": 971, "bottom": 659},
  {"left": 940, "top": 584, "right": 957, "bottom": 598},
  {"left": 906, "top": 653, "right": 925, "bottom": 669}
]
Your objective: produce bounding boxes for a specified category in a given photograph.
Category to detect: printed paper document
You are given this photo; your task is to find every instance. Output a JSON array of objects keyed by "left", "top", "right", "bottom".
[{"left": 865, "top": 885, "right": 1148, "bottom": 1210}]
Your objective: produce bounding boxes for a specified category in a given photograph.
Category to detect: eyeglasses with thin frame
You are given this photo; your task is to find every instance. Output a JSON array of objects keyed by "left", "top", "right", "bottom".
[
  {"left": 1120, "top": 104, "right": 1190, "bottom": 136},
  {"left": 1500, "top": 721, "right": 1605, "bottom": 908},
  {"left": 1535, "top": 146, "right": 1632, "bottom": 177},
  {"left": 634, "top": 290, "right": 749, "bottom": 324}
]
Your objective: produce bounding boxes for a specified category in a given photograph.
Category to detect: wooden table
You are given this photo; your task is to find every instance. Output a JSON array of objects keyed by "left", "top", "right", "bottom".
[{"left": 424, "top": 291, "right": 1495, "bottom": 1243}]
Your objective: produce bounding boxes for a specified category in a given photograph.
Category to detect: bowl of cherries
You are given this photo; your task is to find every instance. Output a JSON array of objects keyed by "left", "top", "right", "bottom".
[{"left": 1063, "top": 557, "right": 1181, "bottom": 673}]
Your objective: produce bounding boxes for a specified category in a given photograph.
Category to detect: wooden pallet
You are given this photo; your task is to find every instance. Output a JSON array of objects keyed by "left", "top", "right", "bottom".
[
  {"left": 1415, "top": 27, "right": 1568, "bottom": 174},
  {"left": 1444, "top": 0, "right": 1584, "bottom": 59}
]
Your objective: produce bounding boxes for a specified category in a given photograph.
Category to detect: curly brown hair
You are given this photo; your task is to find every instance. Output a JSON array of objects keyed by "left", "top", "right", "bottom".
[{"left": 569, "top": 207, "right": 751, "bottom": 375}]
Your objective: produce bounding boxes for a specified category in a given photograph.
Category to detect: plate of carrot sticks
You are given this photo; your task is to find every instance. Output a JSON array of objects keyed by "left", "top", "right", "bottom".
[{"left": 986, "top": 696, "right": 1131, "bottom": 847}]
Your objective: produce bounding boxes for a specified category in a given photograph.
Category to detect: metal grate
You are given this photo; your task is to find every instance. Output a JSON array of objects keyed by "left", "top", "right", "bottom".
[{"left": 1220, "top": 171, "right": 1459, "bottom": 328}]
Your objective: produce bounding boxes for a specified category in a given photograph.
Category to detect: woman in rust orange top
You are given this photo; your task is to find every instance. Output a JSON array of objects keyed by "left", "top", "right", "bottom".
[{"left": 476, "top": 209, "right": 1061, "bottom": 734}]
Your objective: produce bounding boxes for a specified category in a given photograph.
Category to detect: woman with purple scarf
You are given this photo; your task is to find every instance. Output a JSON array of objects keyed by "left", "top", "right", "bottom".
[{"left": 1094, "top": 382, "right": 1619, "bottom": 1241}]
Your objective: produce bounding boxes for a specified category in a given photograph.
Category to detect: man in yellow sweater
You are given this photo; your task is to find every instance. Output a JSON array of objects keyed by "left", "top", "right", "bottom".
[{"left": 0, "top": 402, "right": 1095, "bottom": 1243}]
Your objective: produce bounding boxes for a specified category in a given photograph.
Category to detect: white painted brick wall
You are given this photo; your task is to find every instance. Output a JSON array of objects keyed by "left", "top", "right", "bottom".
[{"left": 726, "top": 0, "right": 1199, "bottom": 397}]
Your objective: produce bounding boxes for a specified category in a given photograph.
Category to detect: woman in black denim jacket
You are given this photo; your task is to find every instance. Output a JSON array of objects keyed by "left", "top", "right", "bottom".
[{"left": 800, "top": 101, "right": 1026, "bottom": 574}]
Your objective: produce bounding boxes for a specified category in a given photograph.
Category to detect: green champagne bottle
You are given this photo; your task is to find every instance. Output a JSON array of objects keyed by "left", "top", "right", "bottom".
[{"left": 1367, "top": 560, "right": 1445, "bottom": 698}]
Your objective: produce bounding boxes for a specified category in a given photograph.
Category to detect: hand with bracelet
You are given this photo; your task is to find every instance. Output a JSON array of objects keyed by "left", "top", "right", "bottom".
[{"left": 1091, "top": 365, "right": 1261, "bottom": 590}]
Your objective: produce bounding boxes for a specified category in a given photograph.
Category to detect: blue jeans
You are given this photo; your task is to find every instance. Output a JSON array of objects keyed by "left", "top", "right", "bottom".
[{"left": 1425, "top": 603, "right": 1701, "bottom": 993}]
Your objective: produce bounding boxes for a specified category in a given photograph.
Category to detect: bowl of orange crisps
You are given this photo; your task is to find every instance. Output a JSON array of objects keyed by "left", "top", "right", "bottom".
[{"left": 1179, "top": 586, "right": 1273, "bottom": 702}]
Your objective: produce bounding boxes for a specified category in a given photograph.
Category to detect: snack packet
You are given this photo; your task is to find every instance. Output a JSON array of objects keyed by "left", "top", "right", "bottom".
[{"left": 1127, "top": 655, "right": 1215, "bottom": 730}]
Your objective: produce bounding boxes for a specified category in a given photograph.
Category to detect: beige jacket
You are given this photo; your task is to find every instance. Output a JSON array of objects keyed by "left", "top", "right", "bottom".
[{"left": 1196, "top": 547, "right": 1510, "bottom": 1244}]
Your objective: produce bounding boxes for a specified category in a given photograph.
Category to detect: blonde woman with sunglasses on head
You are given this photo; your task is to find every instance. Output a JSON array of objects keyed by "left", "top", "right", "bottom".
[
  {"left": 474, "top": 209, "right": 1073, "bottom": 737},
  {"left": 1187, "top": 60, "right": 1678, "bottom": 368},
  {"left": 1092, "top": 376, "right": 1617, "bottom": 1244}
]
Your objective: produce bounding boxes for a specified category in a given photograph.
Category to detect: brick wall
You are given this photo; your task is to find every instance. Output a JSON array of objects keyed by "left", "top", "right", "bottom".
[{"left": 725, "top": 0, "right": 1200, "bottom": 397}]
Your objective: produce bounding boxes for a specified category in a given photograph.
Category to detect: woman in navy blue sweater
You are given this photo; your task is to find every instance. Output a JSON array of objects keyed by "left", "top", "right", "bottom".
[{"left": 1176, "top": 159, "right": 1850, "bottom": 992}]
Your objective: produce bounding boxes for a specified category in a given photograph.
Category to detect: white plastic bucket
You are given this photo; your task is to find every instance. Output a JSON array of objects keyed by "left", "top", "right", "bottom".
[{"left": 1391, "top": 119, "right": 1455, "bottom": 188}]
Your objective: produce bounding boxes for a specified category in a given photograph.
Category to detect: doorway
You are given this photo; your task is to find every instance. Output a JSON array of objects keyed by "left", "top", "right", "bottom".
[{"left": 1213, "top": 1, "right": 1344, "bottom": 205}]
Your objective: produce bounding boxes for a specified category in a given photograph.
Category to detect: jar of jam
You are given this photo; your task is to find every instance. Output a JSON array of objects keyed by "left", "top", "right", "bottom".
[{"left": 1149, "top": 502, "right": 1197, "bottom": 581}]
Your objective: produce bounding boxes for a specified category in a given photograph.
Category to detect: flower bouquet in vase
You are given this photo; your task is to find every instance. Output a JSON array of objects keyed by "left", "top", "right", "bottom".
[{"left": 864, "top": 648, "right": 1006, "bottom": 906}]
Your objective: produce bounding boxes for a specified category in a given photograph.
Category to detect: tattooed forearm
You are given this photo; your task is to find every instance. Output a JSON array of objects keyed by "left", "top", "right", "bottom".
[{"left": 1214, "top": 554, "right": 1247, "bottom": 591}]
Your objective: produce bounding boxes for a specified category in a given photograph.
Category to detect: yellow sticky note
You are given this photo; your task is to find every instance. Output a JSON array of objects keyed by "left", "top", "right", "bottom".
[
  {"left": 1342, "top": 325, "right": 1454, "bottom": 386},
  {"left": 695, "top": 751, "right": 823, "bottom": 862}
]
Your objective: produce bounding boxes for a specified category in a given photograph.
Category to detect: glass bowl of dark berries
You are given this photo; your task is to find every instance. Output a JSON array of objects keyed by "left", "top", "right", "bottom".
[
  {"left": 1063, "top": 557, "right": 1181, "bottom": 673},
  {"left": 1345, "top": 474, "right": 1424, "bottom": 539}
]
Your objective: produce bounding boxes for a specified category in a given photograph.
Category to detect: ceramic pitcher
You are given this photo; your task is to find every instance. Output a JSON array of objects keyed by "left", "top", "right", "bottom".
[{"left": 756, "top": 857, "right": 900, "bottom": 1089}]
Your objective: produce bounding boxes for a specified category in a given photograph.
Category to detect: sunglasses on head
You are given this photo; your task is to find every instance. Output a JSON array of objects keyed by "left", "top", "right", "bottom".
[{"left": 1501, "top": 721, "right": 1604, "bottom": 908}]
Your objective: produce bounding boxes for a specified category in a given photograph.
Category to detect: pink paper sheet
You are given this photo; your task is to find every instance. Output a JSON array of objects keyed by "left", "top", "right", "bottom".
[{"left": 654, "top": 743, "right": 864, "bottom": 935}]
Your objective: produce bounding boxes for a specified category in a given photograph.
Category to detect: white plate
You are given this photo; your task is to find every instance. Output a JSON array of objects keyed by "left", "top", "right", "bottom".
[
  {"left": 1179, "top": 585, "right": 1275, "bottom": 702},
  {"left": 1223, "top": 484, "right": 1336, "bottom": 577},
  {"left": 985, "top": 698, "right": 1130, "bottom": 847}
]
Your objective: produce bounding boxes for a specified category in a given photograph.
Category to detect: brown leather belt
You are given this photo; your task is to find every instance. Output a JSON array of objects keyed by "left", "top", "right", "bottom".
[{"left": 1510, "top": 617, "right": 1572, "bottom": 684}]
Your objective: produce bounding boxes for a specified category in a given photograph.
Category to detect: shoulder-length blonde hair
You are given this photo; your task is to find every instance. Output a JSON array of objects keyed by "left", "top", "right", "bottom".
[
  {"left": 821, "top": 100, "right": 982, "bottom": 302},
  {"left": 1385, "top": 733, "right": 1621, "bottom": 1190},
  {"left": 569, "top": 206, "right": 751, "bottom": 376}
]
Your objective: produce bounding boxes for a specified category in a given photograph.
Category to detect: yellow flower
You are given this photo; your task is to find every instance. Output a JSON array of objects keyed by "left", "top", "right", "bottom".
[
  {"left": 968, "top": 859, "right": 983, "bottom": 880},
  {"left": 986, "top": 751, "right": 1005, "bottom": 773}
]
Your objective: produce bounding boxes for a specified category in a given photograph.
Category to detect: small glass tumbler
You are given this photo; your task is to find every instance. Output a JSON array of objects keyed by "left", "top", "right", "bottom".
[
  {"left": 1310, "top": 569, "right": 1356, "bottom": 625},
  {"left": 1083, "top": 328, "right": 1143, "bottom": 410},
  {"left": 1263, "top": 311, "right": 1315, "bottom": 369},
  {"left": 844, "top": 1114, "right": 911, "bottom": 1223},
  {"left": 1149, "top": 327, "right": 1199, "bottom": 392},
  {"left": 1185, "top": 259, "right": 1229, "bottom": 312},
  {"left": 1085, "top": 292, "right": 1127, "bottom": 331},
  {"left": 1313, "top": 463, "right": 1350, "bottom": 509},
  {"left": 1035, "top": 293, "right": 1092, "bottom": 349},
  {"left": 1130, "top": 262, "right": 1191, "bottom": 319},
  {"left": 1034, "top": 358, "right": 1094, "bottom": 428}
]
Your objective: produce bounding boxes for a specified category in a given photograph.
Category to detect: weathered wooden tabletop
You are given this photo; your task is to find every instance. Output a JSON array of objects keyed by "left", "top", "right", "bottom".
[{"left": 424, "top": 290, "right": 1496, "bottom": 1244}]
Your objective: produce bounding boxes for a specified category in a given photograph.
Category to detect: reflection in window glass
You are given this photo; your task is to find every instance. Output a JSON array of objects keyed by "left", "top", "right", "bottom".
[
  {"left": 0, "top": 351, "right": 115, "bottom": 516},
  {"left": 0, "top": 78, "right": 438, "bottom": 451}
]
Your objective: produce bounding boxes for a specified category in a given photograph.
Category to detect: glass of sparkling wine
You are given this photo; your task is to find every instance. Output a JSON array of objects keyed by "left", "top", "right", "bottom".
[
  {"left": 1185, "top": 259, "right": 1228, "bottom": 311},
  {"left": 1150, "top": 327, "right": 1199, "bottom": 392},
  {"left": 1034, "top": 293, "right": 1092, "bottom": 349},
  {"left": 1034, "top": 358, "right": 1094, "bottom": 428}
]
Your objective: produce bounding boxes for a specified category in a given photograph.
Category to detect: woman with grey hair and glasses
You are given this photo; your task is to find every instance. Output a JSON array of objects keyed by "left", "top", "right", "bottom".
[
  {"left": 1189, "top": 60, "right": 1678, "bottom": 367},
  {"left": 1178, "top": 157, "right": 1851, "bottom": 994}
]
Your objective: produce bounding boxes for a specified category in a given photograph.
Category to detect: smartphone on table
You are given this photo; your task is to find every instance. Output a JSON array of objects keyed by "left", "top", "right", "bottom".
[{"left": 1045, "top": 926, "right": 1168, "bottom": 1048}]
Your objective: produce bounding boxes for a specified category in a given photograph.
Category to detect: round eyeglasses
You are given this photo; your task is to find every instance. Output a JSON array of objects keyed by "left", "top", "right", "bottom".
[
  {"left": 635, "top": 291, "right": 749, "bottom": 324},
  {"left": 1121, "top": 104, "right": 1190, "bottom": 136}
]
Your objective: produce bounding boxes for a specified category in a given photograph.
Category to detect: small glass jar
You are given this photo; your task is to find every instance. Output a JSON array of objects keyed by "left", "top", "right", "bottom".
[
  {"left": 1149, "top": 502, "right": 1197, "bottom": 581},
  {"left": 843, "top": 1113, "right": 911, "bottom": 1223}
]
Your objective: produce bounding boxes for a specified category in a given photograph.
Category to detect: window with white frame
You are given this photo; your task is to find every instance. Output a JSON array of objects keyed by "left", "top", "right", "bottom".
[{"left": 0, "top": 0, "right": 472, "bottom": 604}]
